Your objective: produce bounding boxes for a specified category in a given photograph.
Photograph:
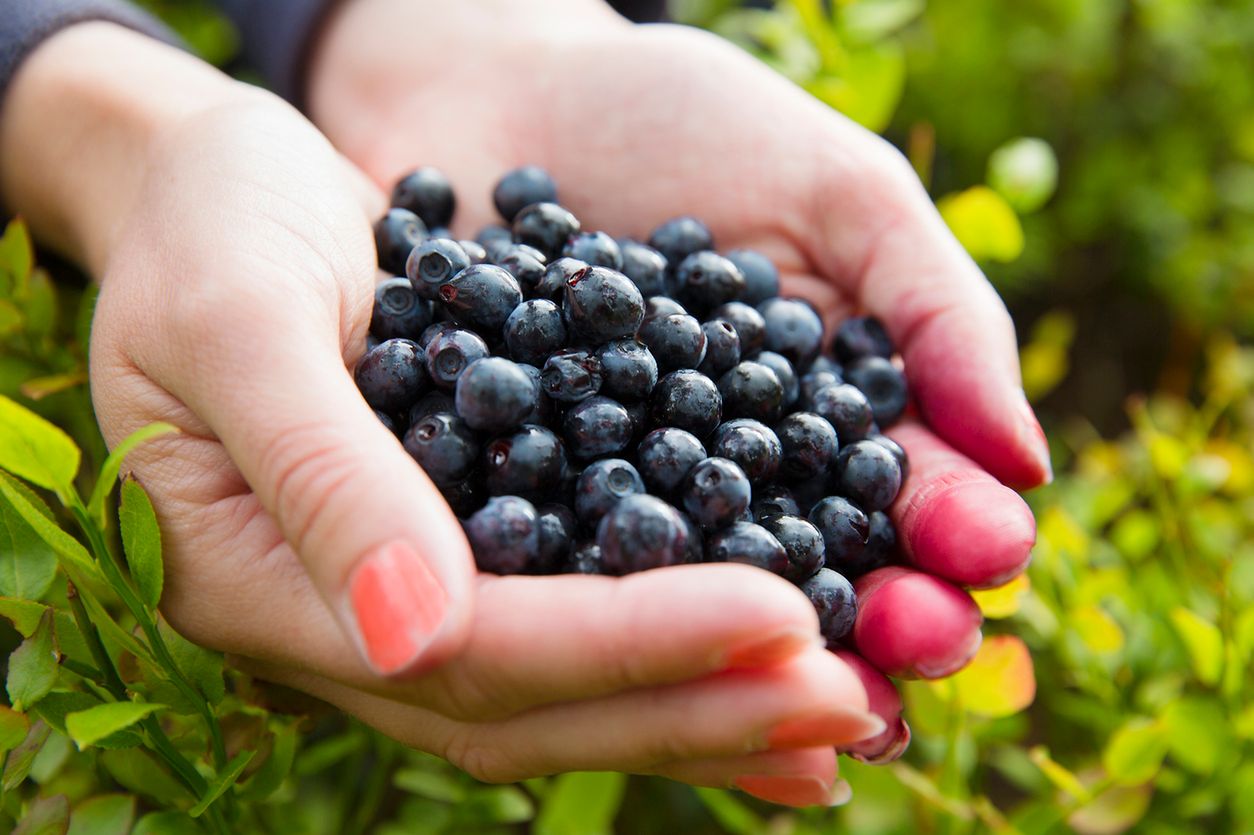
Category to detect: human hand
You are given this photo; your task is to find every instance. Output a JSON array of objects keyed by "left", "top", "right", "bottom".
[
  {"left": 309, "top": 0, "right": 1048, "bottom": 767},
  {"left": 0, "top": 23, "right": 884, "bottom": 807}
]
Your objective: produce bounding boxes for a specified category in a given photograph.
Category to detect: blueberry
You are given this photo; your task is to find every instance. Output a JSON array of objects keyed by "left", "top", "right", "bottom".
[
  {"left": 759, "top": 514, "right": 825, "bottom": 583},
  {"left": 371, "top": 278, "right": 433, "bottom": 341},
  {"left": 562, "top": 266, "right": 645, "bottom": 343},
  {"left": 366, "top": 334, "right": 382, "bottom": 353},
  {"left": 406, "top": 238, "right": 471, "bottom": 300},
  {"left": 751, "top": 484, "right": 801, "bottom": 520},
  {"left": 483, "top": 424, "right": 566, "bottom": 502},
  {"left": 517, "top": 363, "right": 554, "bottom": 425},
  {"left": 650, "top": 370, "right": 722, "bottom": 438},
  {"left": 675, "top": 251, "right": 746, "bottom": 317},
  {"left": 597, "top": 340, "right": 658, "bottom": 402},
  {"left": 566, "top": 541, "right": 606, "bottom": 574},
  {"left": 754, "top": 351, "right": 799, "bottom": 410},
  {"left": 758, "top": 298, "right": 823, "bottom": 366},
  {"left": 465, "top": 495, "right": 539, "bottom": 575},
  {"left": 711, "top": 419, "right": 782, "bottom": 485},
  {"left": 418, "top": 321, "right": 458, "bottom": 349},
  {"left": 541, "top": 348, "right": 603, "bottom": 402},
  {"left": 718, "top": 361, "right": 785, "bottom": 424},
  {"left": 810, "top": 383, "right": 875, "bottom": 442},
  {"left": 868, "top": 434, "right": 909, "bottom": 483},
  {"left": 834, "top": 316, "right": 894, "bottom": 363},
  {"left": 775, "top": 412, "right": 839, "bottom": 481},
  {"left": 860, "top": 511, "right": 897, "bottom": 577},
  {"left": 638, "top": 313, "right": 707, "bottom": 373},
  {"left": 374, "top": 208, "right": 428, "bottom": 275},
  {"left": 439, "top": 477, "right": 485, "bottom": 518},
  {"left": 425, "top": 328, "right": 490, "bottom": 389},
  {"left": 403, "top": 411, "right": 479, "bottom": 484},
  {"left": 374, "top": 409, "right": 400, "bottom": 437},
  {"left": 575, "top": 458, "right": 645, "bottom": 526},
  {"left": 624, "top": 399, "right": 650, "bottom": 441},
  {"left": 356, "top": 338, "right": 427, "bottom": 413},
  {"left": 833, "top": 439, "right": 902, "bottom": 512},
  {"left": 458, "top": 239, "right": 489, "bottom": 265},
  {"left": 644, "top": 295, "right": 688, "bottom": 320},
  {"left": 648, "top": 216, "right": 713, "bottom": 266},
  {"left": 800, "top": 368, "right": 843, "bottom": 409},
  {"left": 513, "top": 202, "right": 581, "bottom": 260},
  {"left": 679, "top": 512, "right": 704, "bottom": 563},
  {"left": 800, "top": 567, "right": 858, "bottom": 644},
  {"left": 391, "top": 167, "right": 455, "bottom": 229},
  {"left": 409, "top": 390, "right": 454, "bottom": 425},
  {"left": 598, "top": 494, "right": 689, "bottom": 574},
  {"left": 710, "top": 301, "right": 767, "bottom": 357},
  {"left": 455, "top": 357, "right": 537, "bottom": 434},
  {"left": 706, "top": 522, "right": 788, "bottom": 575},
  {"left": 844, "top": 356, "right": 909, "bottom": 427},
  {"left": 476, "top": 224, "right": 514, "bottom": 251},
  {"left": 618, "top": 240, "right": 670, "bottom": 295},
  {"left": 682, "top": 457, "right": 751, "bottom": 530},
  {"left": 493, "top": 166, "right": 558, "bottom": 222},
  {"left": 697, "top": 320, "right": 741, "bottom": 378},
  {"left": 495, "top": 246, "right": 548, "bottom": 295},
  {"left": 563, "top": 231, "right": 624, "bottom": 269},
  {"left": 504, "top": 299, "right": 567, "bottom": 366},
  {"left": 563, "top": 396, "right": 634, "bottom": 459},
  {"left": 535, "top": 504, "right": 577, "bottom": 573},
  {"left": 808, "top": 496, "right": 870, "bottom": 574},
  {"left": 637, "top": 427, "right": 706, "bottom": 495},
  {"left": 533, "top": 257, "right": 588, "bottom": 301},
  {"left": 439, "top": 264, "right": 523, "bottom": 336},
  {"left": 725, "top": 249, "right": 780, "bottom": 306}
]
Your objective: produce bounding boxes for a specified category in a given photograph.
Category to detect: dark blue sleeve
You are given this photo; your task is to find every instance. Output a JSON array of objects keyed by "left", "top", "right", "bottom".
[{"left": 0, "top": 0, "right": 178, "bottom": 109}]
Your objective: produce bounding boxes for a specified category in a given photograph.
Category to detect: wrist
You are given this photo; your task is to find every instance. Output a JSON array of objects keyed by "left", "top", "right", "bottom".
[
  {"left": 307, "top": 0, "right": 626, "bottom": 169},
  {"left": 0, "top": 23, "right": 258, "bottom": 270}
]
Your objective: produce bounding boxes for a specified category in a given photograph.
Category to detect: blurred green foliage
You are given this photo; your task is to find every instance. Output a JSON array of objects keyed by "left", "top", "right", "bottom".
[{"left": 2, "top": 0, "right": 1253, "bottom": 833}]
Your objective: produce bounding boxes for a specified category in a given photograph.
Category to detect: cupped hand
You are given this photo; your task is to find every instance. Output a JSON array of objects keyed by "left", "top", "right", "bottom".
[
  {"left": 1, "top": 24, "right": 880, "bottom": 808},
  {"left": 309, "top": 0, "right": 1047, "bottom": 772}
]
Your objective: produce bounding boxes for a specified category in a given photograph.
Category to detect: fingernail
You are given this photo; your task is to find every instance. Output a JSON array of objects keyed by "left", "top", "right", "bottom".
[
  {"left": 764, "top": 707, "right": 887, "bottom": 750},
  {"left": 848, "top": 718, "right": 912, "bottom": 765},
  {"left": 734, "top": 775, "right": 852, "bottom": 807},
  {"left": 1016, "top": 390, "right": 1053, "bottom": 484},
  {"left": 347, "top": 541, "right": 447, "bottom": 675},
  {"left": 723, "top": 628, "right": 813, "bottom": 669}
]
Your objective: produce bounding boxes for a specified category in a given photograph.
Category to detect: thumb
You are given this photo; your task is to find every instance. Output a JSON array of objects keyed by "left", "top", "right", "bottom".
[{"left": 189, "top": 314, "right": 475, "bottom": 677}]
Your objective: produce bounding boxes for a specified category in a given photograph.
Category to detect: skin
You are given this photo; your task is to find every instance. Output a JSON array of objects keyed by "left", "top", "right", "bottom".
[{"left": 0, "top": 0, "right": 1048, "bottom": 808}]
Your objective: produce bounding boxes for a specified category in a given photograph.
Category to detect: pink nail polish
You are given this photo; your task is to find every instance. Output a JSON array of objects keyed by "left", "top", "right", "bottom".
[
  {"left": 734, "top": 775, "right": 851, "bottom": 807},
  {"left": 723, "top": 629, "right": 811, "bottom": 669},
  {"left": 1017, "top": 391, "right": 1053, "bottom": 484},
  {"left": 348, "top": 541, "right": 447, "bottom": 675},
  {"left": 765, "top": 708, "right": 887, "bottom": 750}
]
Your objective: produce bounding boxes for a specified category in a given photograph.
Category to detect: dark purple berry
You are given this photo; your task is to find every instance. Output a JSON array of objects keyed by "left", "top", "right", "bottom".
[
  {"left": 409, "top": 390, "right": 454, "bottom": 424},
  {"left": 775, "top": 412, "right": 839, "bottom": 481},
  {"left": 711, "top": 419, "right": 781, "bottom": 485},
  {"left": 567, "top": 541, "right": 605, "bottom": 574},
  {"left": 800, "top": 367, "right": 844, "bottom": 409},
  {"left": 833, "top": 440, "right": 902, "bottom": 512},
  {"left": 808, "top": 496, "right": 870, "bottom": 573},
  {"left": 725, "top": 249, "right": 780, "bottom": 306},
  {"left": 466, "top": 496, "right": 539, "bottom": 574},
  {"left": 458, "top": 239, "right": 488, "bottom": 265},
  {"left": 706, "top": 522, "right": 788, "bottom": 575},
  {"left": 710, "top": 302, "right": 766, "bottom": 357},
  {"left": 697, "top": 320, "right": 741, "bottom": 378},
  {"left": 371, "top": 278, "right": 433, "bottom": 341},
  {"left": 752, "top": 484, "right": 801, "bottom": 520},
  {"left": 455, "top": 358, "right": 537, "bottom": 434},
  {"left": 760, "top": 514, "right": 825, "bottom": 583},
  {"left": 495, "top": 246, "right": 548, "bottom": 295},
  {"left": 860, "top": 511, "right": 897, "bottom": 577},
  {"left": 563, "top": 231, "right": 623, "bottom": 269},
  {"left": 563, "top": 396, "right": 634, "bottom": 459},
  {"left": 439, "top": 477, "right": 484, "bottom": 517},
  {"left": 810, "top": 384, "right": 875, "bottom": 442},
  {"left": 418, "top": 321, "right": 458, "bottom": 349},
  {"left": 619, "top": 240, "right": 669, "bottom": 296},
  {"left": 650, "top": 370, "right": 722, "bottom": 438},
  {"left": 596, "top": 340, "right": 658, "bottom": 402},
  {"left": 534, "top": 504, "right": 576, "bottom": 573},
  {"left": 637, "top": 427, "right": 706, "bottom": 495},
  {"left": 403, "top": 411, "right": 479, "bottom": 484},
  {"left": 513, "top": 202, "right": 581, "bottom": 260},
  {"left": 483, "top": 424, "right": 566, "bottom": 502},
  {"left": 504, "top": 300, "right": 567, "bottom": 366},
  {"left": 392, "top": 167, "right": 455, "bottom": 229},
  {"left": 562, "top": 266, "right": 645, "bottom": 343},
  {"left": 575, "top": 458, "right": 645, "bottom": 526},
  {"left": 439, "top": 264, "right": 523, "bottom": 336},
  {"left": 755, "top": 351, "right": 799, "bottom": 409},
  {"left": 675, "top": 251, "right": 746, "bottom": 317},
  {"left": 406, "top": 238, "right": 470, "bottom": 300},
  {"left": 638, "top": 313, "right": 707, "bottom": 373},
  {"left": 869, "top": 434, "right": 909, "bottom": 483},
  {"left": 374, "top": 208, "right": 427, "bottom": 275},
  {"left": 644, "top": 295, "right": 687, "bottom": 320},
  {"left": 845, "top": 356, "right": 909, "bottom": 427},
  {"left": 834, "top": 316, "right": 894, "bottom": 363},
  {"left": 494, "top": 166, "right": 558, "bottom": 223},
  {"left": 374, "top": 409, "right": 400, "bottom": 437},
  {"left": 682, "top": 457, "right": 751, "bottom": 530},
  {"left": 648, "top": 216, "right": 713, "bottom": 266},
  {"left": 801, "top": 567, "right": 858, "bottom": 643},
  {"left": 598, "top": 494, "right": 688, "bottom": 574},
  {"left": 355, "top": 338, "right": 427, "bottom": 413},
  {"left": 532, "top": 257, "right": 587, "bottom": 301},
  {"left": 541, "top": 348, "right": 602, "bottom": 403},
  {"left": 477, "top": 224, "right": 513, "bottom": 251},
  {"left": 718, "top": 361, "right": 785, "bottom": 424},
  {"left": 425, "top": 328, "right": 490, "bottom": 390},
  {"left": 758, "top": 298, "right": 823, "bottom": 366}
]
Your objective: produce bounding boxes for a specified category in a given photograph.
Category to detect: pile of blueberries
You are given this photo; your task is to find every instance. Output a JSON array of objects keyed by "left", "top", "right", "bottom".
[{"left": 357, "top": 166, "right": 909, "bottom": 645}]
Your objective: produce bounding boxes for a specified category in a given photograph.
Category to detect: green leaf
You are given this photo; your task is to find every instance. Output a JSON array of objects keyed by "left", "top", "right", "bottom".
[
  {"left": 188, "top": 750, "right": 256, "bottom": 818},
  {"left": 1162, "top": 697, "right": 1227, "bottom": 774},
  {"left": 237, "top": 724, "right": 297, "bottom": 802},
  {"left": 0, "top": 596, "right": 49, "bottom": 635},
  {"left": 804, "top": 41, "right": 906, "bottom": 133},
  {"left": 119, "top": 478, "right": 162, "bottom": 610},
  {"left": 158, "top": 618, "right": 223, "bottom": 705},
  {"left": 0, "top": 705, "right": 30, "bottom": 754},
  {"left": 66, "top": 794, "right": 134, "bottom": 835},
  {"left": 691, "top": 788, "right": 766, "bottom": 835},
  {"left": 0, "top": 218, "right": 34, "bottom": 297},
  {"left": 99, "top": 748, "right": 192, "bottom": 806},
  {"left": 1170, "top": 607, "right": 1224, "bottom": 686},
  {"left": 840, "top": 0, "right": 924, "bottom": 43},
  {"left": 20, "top": 373, "right": 88, "bottom": 403},
  {"left": 65, "top": 702, "right": 164, "bottom": 750},
  {"left": 3, "top": 719, "right": 50, "bottom": 790},
  {"left": 1103, "top": 718, "right": 1168, "bottom": 786},
  {"left": 988, "top": 137, "right": 1059, "bottom": 214},
  {"left": 0, "top": 394, "right": 80, "bottom": 493},
  {"left": 7, "top": 609, "right": 58, "bottom": 711},
  {"left": 0, "top": 487, "right": 58, "bottom": 600},
  {"left": 394, "top": 768, "right": 467, "bottom": 803},
  {"left": 33, "top": 693, "right": 142, "bottom": 749},
  {"left": 13, "top": 793, "right": 69, "bottom": 835},
  {"left": 292, "top": 732, "right": 365, "bottom": 776},
  {"left": 462, "top": 786, "right": 534, "bottom": 824},
  {"left": 88, "top": 423, "right": 178, "bottom": 528},
  {"left": 0, "top": 300, "right": 22, "bottom": 337},
  {"left": 132, "top": 812, "right": 204, "bottom": 835},
  {"left": 938, "top": 185, "right": 1026, "bottom": 263},
  {"left": 535, "top": 772, "right": 626, "bottom": 835},
  {"left": 22, "top": 268, "right": 56, "bottom": 339},
  {"left": 0, "top": 475, "right": 100, "bottom": 586}
]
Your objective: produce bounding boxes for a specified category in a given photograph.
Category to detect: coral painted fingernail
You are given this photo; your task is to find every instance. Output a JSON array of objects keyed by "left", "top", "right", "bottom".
[
  {"left": 347, "top": 541, "right": 447, "bottom": 675},
  {"left": 1017, "top": 390, "right": 1053, "bottom": 484},
  {"left": 734, "top": 775, "right": 852, "bottom": 807},
  {"left": 765, "top": 707, "right": 886, "bottom": 750},
  {"left": 723, "top": 629, "right": 812, "bottom": 669}
]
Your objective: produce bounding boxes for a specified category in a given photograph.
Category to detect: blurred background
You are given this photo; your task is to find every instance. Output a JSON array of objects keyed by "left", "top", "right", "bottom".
[{"left": 2, "top": 1, "right": 1251, "bottom": 833}]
